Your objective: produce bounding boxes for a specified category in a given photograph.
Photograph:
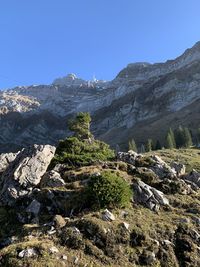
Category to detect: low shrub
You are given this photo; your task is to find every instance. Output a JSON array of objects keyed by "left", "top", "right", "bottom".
[
  {"left": 86, "top": 171, "right": 132, "bottom": 208},
  {"left": 51, "top": 137, "right": 114, "bottom": 169}
]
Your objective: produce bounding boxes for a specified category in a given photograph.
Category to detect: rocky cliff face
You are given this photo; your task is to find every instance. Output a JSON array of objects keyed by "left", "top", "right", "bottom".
[{"left": 1, "top": 42, "right": 200, "bottom": 152}]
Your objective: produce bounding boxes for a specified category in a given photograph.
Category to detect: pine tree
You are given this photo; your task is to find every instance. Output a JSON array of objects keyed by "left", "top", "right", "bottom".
[
  {"left": 145, "top": 139, "right": 153, "bottom": 152},
  {"left": 195, "top": 128, "right": 200, "bottom": 146},
  {"left": 140, "top": 144, "right": 146, "bottom": 153},
  {"left": 166, "top": 132, "right": 174, "bottom": 149},
  {"left": 128, "top": 139, "right": 137, "bottom": 152},
  {"left": 168, "top": 128, "right": 176, "bottom": 148},
  {"left": 155, "top": 140, "right": 162, "bottom": 150},
  {"left": 183, "top": 127, "right": 192, "bottom": 147},
  {"left": 197, "top": 128, "right": 200, "bottom": 143},
  {"left": 174, "top": 126, "right": 185, "bottom": 148}
]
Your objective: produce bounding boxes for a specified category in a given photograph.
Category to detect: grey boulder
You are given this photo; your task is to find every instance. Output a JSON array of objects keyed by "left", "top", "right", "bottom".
[
  {"left": 40, "top": 170, "right": 66, "bottom": 188},
  {"left": 150, "top": 155, "right": 177, "bottom": 179},
  {"left": 183, "top": 169, "right": 200, "bottom": 189},
  {"left": 0, "top": 144, "right": 56, "bottom": 206},
  {"left": 170, "top": 162, "right": 186, "bottom": 176},
  {"left": 133, "top": 180, "right": 169, "bottom": 211},
  {"left": 117, "top": 150, "right": 142, "bottom": 165},
  {"left": 0, "top": 152, "right": 18, "bottom": 174}
]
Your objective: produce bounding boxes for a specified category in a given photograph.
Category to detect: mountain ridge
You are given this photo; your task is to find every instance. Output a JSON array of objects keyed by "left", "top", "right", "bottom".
[{"left": 1, "top": 41, "right": 200, "bottom": 152}]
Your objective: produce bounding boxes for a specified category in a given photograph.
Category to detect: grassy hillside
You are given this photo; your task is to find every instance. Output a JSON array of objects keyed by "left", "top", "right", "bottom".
[
  {"left": 145, "top": 148, "right": 200, "bottom": 172},
  {"left": 0, "top": 146, "right": 200, "bottom": 267}
]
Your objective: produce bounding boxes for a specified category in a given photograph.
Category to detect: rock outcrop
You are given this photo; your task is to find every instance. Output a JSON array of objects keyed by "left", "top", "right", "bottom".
[
  {"left": 149, "top": 155, "right": 177, "bottom": 179},
  {"left": 133, "top": 180, "right": 169, "bottom": 211},
  {"left": 183, "top": 169, "right": 200, "bottom": 189},
  {"left": 0, "top": 144, "right": 56, "bottom": 206},
  {"left": 0, "top": 152, "right": 18, "bottom": 174},
  {"left": 0, "top": 146, "right": 199, "bottom": 267},
  {"left": 40, "top": 170, "right": 66, "bottom": 188}
]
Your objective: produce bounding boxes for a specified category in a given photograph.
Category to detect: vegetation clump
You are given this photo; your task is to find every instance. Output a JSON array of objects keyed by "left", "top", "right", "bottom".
[
  {"left": 87, "top": 171, "right": 132, "bottom": 208},
  {"left": 50, "top": 112, "right": 114, "bottom": 169}
]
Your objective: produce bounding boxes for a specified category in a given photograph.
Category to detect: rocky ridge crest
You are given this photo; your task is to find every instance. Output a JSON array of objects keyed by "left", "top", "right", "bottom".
[{"left": 1, "top": 42, "right": 200, "bottom": 152}]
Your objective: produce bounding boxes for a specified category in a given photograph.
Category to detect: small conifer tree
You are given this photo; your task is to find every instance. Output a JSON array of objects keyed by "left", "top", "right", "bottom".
[
  {"left": 174, "top": 126, "right": 185, "bottom": 148},
  {"left": 145, "top": 139, "right": 153, "bottom": 152},
  {"left": 128, "top": 139, "right": 138, "bottom": 152},
  {"left": 183, "top": 127, "right": 192, "bottom": 147},
  {"left": 168, "top": 128, "right": 176, "bottom": 148},
  {"left": 140, "top": 144, "right": 146, "bottom": 153},
  {"left": 166, "top": 132, "right": 174, "bottom": 149},
  {"left": 197, "top": 128, "right": 200, "bottom": 143},
  {"left": 155, "top": 140, "right": 162, "bottom": 150}
]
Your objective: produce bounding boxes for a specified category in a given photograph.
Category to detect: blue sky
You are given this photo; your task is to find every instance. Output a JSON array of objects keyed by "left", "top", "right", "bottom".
[{"left": 1, "top": 0, "right": 200, "bottom": 89}]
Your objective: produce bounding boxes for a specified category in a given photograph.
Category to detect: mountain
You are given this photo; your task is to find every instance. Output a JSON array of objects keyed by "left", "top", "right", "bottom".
[
  {"left": 1, "top": 42, "right": 200, "bottom": 152},
  {"left": 0, "top": 98, "right": 200, "bottom": 267}
]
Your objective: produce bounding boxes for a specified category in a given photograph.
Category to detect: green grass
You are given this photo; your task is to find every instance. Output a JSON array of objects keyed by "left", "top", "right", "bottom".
[
  {"left": 145, "top": 148, "right": 200, "bottom": 172},
  {"left": 1, "top": 148, "right": 200, "bottom": 267}
]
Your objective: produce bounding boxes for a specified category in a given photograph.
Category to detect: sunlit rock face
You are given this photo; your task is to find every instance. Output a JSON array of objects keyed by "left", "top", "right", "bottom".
[{"left": 1, "top": 42, "right": 200, "bottom": 152}]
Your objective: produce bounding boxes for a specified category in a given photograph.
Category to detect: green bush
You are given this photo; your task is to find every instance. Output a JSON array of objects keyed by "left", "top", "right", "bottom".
[
  {"left": 87, "top": 171, "right": 132, "bottom": 208},
  {"left": 51, "top": 137, "right": 114, "bottom": 169}
]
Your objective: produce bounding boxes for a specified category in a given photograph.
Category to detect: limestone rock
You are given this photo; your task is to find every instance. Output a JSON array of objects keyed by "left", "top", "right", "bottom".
[
  {"left": 18, "top": 248, "right": 38, "bottom": 258},
  {"left": 133, "top": 180, "right": 169, "bottom": 211},
  {"left": 53, "top": 214, "right": 66, "bottom": 229},
  {"left": 49, "top": 246, "right": 59, "bottom": 254},
  {"left": 0, "top": 144, "right": 56, "bottom": 206},
  {"left": 171, "top": 162, "right": 186, "bottom": 176},
  {"left": 40, "top": 170, "right": 66, "bottom": 188},
  {"left": 102, "top": 209, "right": 116, "bottom": 221},
  {"left": 183, "top": 169, "right": 200, "bottom": 189},
  {"left": 150, "top": 155, "right": 177, "bottom": 179},
  {"left": 117, "top": 150, "right": 141, "bottom": 165},
  {"left": 61, "top": 255, "right": 68, "bottom": 260},
  {"left": 156, "top": 177, "right": 194, "bottom": 195},
  {"left": 47, "top": 226, "right": 56, "bottom": 235},
  {"left": 121, "top": 222, "right": 130, "bottom": 230},
  {"left": 0, "top": 152, "right": 18, "bottom": 174}
]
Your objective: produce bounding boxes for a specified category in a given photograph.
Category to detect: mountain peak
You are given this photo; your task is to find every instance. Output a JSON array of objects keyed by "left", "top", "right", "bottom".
[
  {"left": 191, "top": 40, "right": 200, "bottom": 50},
  {"left": 52, "top": 73, "right": 86, "bottom": 86}
]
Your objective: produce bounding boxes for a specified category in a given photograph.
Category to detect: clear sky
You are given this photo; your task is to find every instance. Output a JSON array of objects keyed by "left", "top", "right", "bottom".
[{"left": 1, "top": 0, "right": 200, "bottom": 89}]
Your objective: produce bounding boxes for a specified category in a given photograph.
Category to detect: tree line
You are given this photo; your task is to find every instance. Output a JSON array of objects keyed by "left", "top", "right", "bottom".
[{"left": 128, "top": 126, "right": 197, "bottom": 153}]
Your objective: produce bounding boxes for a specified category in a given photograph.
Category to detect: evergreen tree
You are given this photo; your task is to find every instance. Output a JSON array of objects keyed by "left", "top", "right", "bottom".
[
  {"left": 128, "top": 139, "right": 138, "bottom": 152},
  {"left": 140, "top": 144, "right": 146, "bottom": 153},
  {"left": 183, "top": 127, "right": 192, "bottom": 147},
  {"left": 174, "top": 126, "right": 185, "bottom": 148},
  {"left": 155, "top": 140, "right": 162, "bottom": 150},
  {"left": 145, "top": 139, "right": 153, "bottom": 152},
  {"left": 128, "top": 139, "right": 137, "bottom": 152},
  {"left": 168, "top": 128, "right": 176, "bottom": 148},
  {"left": 166, "top": 132, "right": 174, "bottom": 149},
  {"left": 197, "top": 128, "right": 200, "bottom": 143},
  {"left": 174, "top": 126, "right": 193, "bottom": 148}
]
